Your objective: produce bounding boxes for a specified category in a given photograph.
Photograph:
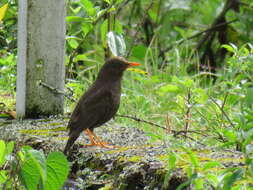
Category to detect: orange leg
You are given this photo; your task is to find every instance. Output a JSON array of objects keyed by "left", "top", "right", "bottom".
[{"left": 83, "top": 129, "right": 117, "bottom": 148}]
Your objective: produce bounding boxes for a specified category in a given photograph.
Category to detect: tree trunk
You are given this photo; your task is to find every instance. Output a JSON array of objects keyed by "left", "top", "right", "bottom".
[{"left": 16, "top": 0, "right": 66, "bottom": 118}]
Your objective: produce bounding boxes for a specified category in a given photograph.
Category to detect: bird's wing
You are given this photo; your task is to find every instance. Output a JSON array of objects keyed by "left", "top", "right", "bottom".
[{"left": 67, "top": 89, "right": 115, "bottom": 132}]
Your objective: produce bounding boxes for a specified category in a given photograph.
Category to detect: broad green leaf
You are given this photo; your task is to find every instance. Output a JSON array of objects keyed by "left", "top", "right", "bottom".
[
  {"left": 222, "top": 129, "right": 237, "bottom": 142},
  {"left": 0, "top": 140, "right": 6, "bottom": 167},
  {"left": 19, "top": 152, "right": 41, "bottom": 190},
  {"left": 6, "top": 141, "right": 14, "bottom": 155},
  {"left": 106, "top": 31, "right": 126, "bottom": 56},
  {"left": 0, "top": 3, "right": 8, "bottom": 21},
  {"left": 68, "top": 39, "right": 79, "bottom": 49},
  {"left": 82, "top": 22, "right": 93, "bottom": 36},
  {"left": 44, "top": 152, "right": 69, "bottom": 190},
  {"left": 81, "top": 0, "right": 96, "bottom": 17},
  {"left": 29, "top": 150, "right": 47, "bottom": 187}
]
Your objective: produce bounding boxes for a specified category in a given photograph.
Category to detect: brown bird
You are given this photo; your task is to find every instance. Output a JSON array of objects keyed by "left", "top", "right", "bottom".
[{"left": 63, "top": 57, "right": 140, "bottom": 155}]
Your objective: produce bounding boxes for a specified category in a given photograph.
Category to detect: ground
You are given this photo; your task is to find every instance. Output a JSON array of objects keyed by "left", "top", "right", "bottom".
[{"left": 0, "top": 117, "right": 243, "bottom": 190}]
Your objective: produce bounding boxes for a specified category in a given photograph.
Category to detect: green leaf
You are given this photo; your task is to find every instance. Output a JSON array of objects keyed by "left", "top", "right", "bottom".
[
  {"left": 68, "top": 39, "right": 79, "bottom": 49},
  {"left": 106, "top": 31, "right": 126, "bottom": 56},
  {"left": 44, "top": 152, "right": 69, "bottom": 190},
  {"left": 244, "top": 88, "right": 253, "bottom": 107},
  {"left": 158, "top": 84, "right": 179, "bottom": 96},
  {"left": 222, "top": 44, "right": 235, "bottom": 53},
  {"left": 100, "top": 19, "right": 108, "bottom": 47},
  {"left": 82, "top": 22, "right": 93, "bottom": 37},
  {"left": 203, "top": 161, "right": 222, "bottom": 171},
  {"left": 6, "top": 141, "right": 14, "bottom": 155},
  {"left": 131, "top": 45, "right": 147, "bottom": 61},
  {"left": 193, "top": 88, "right": 208, "bottom": 104},
  {"left": 29, "top": 150, "right": 47, "bottom": 187},
  {"left": 148, "top": 1, "right": 159, "bottom": 21},
  {"left": 222, "top": 129, "right": 237, "bottom": 142},
  {"left": 176, "top": 173, "right": 198, "bottom": 190},
  {"left": 19, "top": 151, "right": 41, "bottom": 190},
  {"left": 66, "top": 16, "right": 85, "bottom": 22},
  {"left": 184, "top": 78, "right": 194, "bottom": 88},
  {"left": 221, "top": 169, "right": 243, "bottom": 190},
  {"left": 168, "top": 152, "right": 176, "bottom": 170},
  {"left": 0, "top": 140, "right": 6, "bottom": 167},
  {"left": 81, "top": 0, "right": 96, "bottom": 17},
  {"left": 103, "top": 0, "right": 111, "bottom": 4},
  {"left": 187, "top": 151, "right": 199, "bottom": 168},
  {"left": 0, "top": 170, "right": 8, "bottom": 185},
  {"left": 114, "top": 19, "right": 123, "bottom": 34}
]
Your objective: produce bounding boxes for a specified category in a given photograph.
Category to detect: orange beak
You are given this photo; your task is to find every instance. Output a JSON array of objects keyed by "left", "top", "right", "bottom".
[{"left": 127, "top": 62, "right": 141, "bottom": 67}]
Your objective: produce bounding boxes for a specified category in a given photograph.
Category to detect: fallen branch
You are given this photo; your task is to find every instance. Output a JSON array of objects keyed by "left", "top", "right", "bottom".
[
  {"left": 39, "top": 81, "right": 77, "bottom": 103},
  {"left": 159, "top": 19, "right": 238, "bottom": 56},
  {"left": 116, "top": 114, "right": 208, "bottom": 138},
  {"left": 116, "top": 114, "right": 166, "bottom": 130}
]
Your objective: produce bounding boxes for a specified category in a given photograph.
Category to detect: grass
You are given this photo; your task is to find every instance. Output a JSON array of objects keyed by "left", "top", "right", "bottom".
[{"left": 1, "top": 43, "right": 253, "bottom": 189}]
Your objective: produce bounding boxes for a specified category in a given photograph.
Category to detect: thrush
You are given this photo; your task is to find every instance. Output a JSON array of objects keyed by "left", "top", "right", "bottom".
[{"left": 63, "top": 57, "right": 140, "bottom": 155}]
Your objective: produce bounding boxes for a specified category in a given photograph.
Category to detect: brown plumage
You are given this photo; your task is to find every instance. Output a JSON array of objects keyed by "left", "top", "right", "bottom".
[{"left": 63, "top": 57, "right": 140, "bottom": 155}]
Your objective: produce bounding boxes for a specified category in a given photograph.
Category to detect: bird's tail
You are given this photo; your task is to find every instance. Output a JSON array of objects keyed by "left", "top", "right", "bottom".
[{"left": 63, "top": 131, "right": 80, "bottom": 155}]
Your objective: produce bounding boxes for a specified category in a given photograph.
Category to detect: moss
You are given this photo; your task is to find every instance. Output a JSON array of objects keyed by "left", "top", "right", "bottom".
[
  {"left": 127, "top": 155, "right": 143, "bottom": 162},
  {"left": 99, "top": 183, "right": 113, "bottom": 190}
]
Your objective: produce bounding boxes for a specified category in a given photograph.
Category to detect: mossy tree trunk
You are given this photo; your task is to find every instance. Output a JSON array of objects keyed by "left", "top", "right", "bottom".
[{"left": 16, "top": 0, "right": 66, "bottom": 118}]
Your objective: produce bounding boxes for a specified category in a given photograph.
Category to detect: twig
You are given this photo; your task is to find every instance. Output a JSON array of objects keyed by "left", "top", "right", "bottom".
[
  {"left": 209, "top": 96, "right": 235, "bottom": 128},
  {"left": 126, "top": 0, "right": 154, "bottom": 57},
  {"left": 194, "top": 108, "right": 226, "bottom": 142},
  {"left": 39, "top": 81, "right": 77, "bottom": 102},
  {"left": 178, "top": 133, "right": 206, "bottom": 146},
  {"left": 116, "top": 114, "right": 166, "bottom": 130},
  {"left": 196, "top": 0, "right": 239, "bottom": 50},
  {"left": 184, "top": 90, "right": 191, "bottom": 134},
  {"left": 159, "top": 19, "right": 238, "bottom": 56},
  {"left": 116, "top": 114, "right": 208, "bottom": 138},
  {"left": 116, "top": 0, "right": 132, "bottom": 15}
]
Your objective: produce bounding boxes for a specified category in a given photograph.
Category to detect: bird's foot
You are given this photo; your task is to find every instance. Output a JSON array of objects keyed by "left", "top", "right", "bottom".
[
  {"left": 83, "top": 141, "right": 117, "bottom": 148},
  {"left": 83, "top": 129, "right": 118, "bottom": 148}
]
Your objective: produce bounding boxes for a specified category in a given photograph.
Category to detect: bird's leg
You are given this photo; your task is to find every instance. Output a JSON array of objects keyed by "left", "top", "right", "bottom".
[
  {"left": 83, "top": 129, "right": 117, "bottom": 148},
  {"left": 83, "top": 129, "right": 99, "bottom": 147},
  {"left": 89, "top": 130, "right": 118, "bottom": 148}
]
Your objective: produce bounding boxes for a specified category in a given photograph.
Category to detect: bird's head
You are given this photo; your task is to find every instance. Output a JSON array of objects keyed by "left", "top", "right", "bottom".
[{"left": 97, "top": 57, "right": 140, "bottom": 81}]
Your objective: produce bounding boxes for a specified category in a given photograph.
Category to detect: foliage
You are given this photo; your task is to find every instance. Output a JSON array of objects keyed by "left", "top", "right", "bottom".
[
  {"left": 1, "top": 0, "right": 253, "bottom": 189},
  {"left": 0, "top": 140, "right": 69, "bottom": 190}
]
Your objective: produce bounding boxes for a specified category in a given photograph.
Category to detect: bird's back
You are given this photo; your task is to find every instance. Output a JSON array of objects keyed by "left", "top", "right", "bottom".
[{"left": 67, "top": 79, "right": 121, "bottom": 133}]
